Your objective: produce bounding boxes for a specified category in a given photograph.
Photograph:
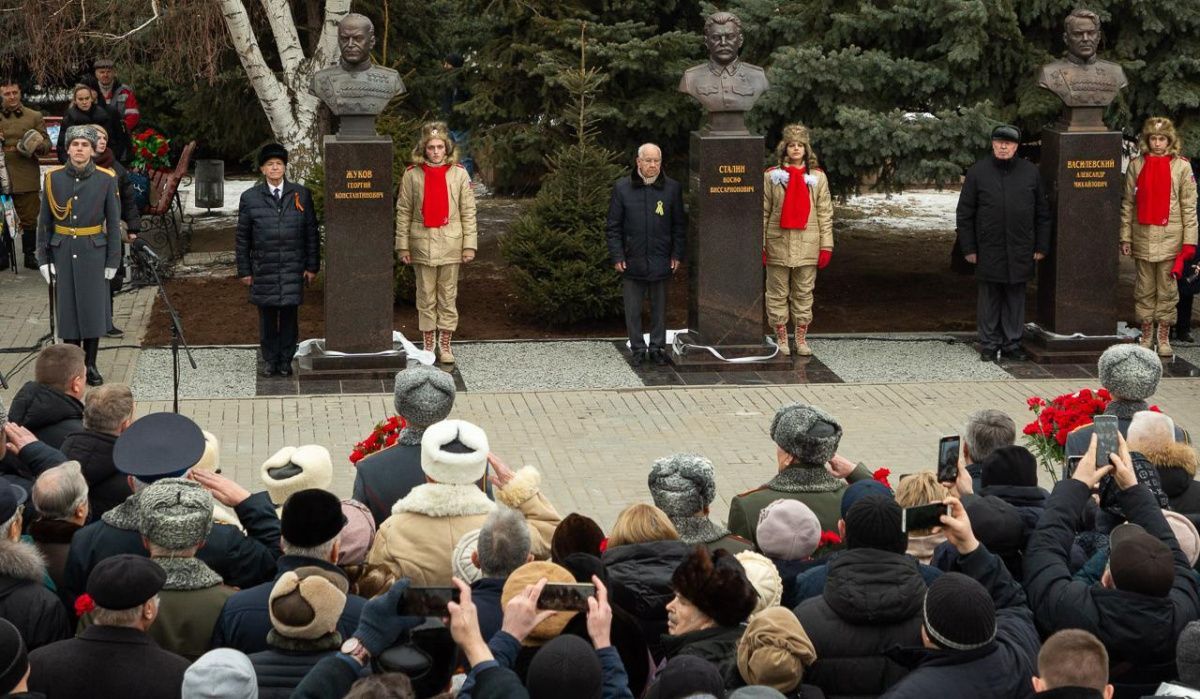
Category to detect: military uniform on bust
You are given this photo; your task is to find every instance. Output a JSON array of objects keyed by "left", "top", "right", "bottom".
[
  {"left": 35, "top": 125, "right": 121, "bottom": 386},
  {"left": 0, "top": 81, "right": 51, "bottom": 270}
]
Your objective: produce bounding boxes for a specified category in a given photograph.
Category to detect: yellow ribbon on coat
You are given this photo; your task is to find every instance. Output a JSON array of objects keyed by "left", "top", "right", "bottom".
[{"left": 655, "top": 201, "right": 664, "bottom": 216}]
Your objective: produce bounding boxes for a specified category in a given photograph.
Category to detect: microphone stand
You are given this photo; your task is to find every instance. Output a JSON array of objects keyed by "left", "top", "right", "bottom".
[{"left": 135, "top": 246, "right": 195, "bottom": 413}]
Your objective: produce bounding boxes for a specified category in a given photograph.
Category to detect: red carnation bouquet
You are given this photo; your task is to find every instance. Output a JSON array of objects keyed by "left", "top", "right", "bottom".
[
  {"left": 1022, "top": 388, "right": 1117, "bottom": 482},
  {"left": 130, "top": 127, "right": 171, "bottom": 171},
  {"left": 349, "top": 415, "right": 407, "bottom": 465}
]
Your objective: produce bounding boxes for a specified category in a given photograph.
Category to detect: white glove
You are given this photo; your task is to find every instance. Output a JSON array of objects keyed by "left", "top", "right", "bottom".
[
  {"left": 39, "top": 264, "right": 51, "bottom": 284},
  {"left": 104, "top": 267, "right": 116, "bottom": 281}
]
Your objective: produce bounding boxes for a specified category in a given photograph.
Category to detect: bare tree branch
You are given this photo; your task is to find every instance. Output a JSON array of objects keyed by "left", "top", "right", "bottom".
[{"left": 78, "top": 0, "right": 161, "bottom": 40}]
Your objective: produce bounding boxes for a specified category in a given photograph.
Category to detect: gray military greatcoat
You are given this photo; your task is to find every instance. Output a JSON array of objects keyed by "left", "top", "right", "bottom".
[{"left": 35, "top": 161, "right": 122, "bottom": 339}]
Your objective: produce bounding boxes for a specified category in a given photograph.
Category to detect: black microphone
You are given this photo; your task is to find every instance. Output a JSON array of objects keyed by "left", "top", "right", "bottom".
[{"left": 130, "top": 237, "right": 160, "bottom": 262}]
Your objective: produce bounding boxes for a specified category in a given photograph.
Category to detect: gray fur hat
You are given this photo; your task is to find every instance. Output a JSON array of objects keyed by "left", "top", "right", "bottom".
[
  {"left": 1098, "top": 344, "right": 1162, "bottom": 401},
  {"left": 137, "top": 478, "right": 215, "bottom": 551},
  {"left": 648, "top": 453, "right": 716, "bottom": 518},
  {"left": 64, "top": 125, "right": 98, "bottom": 149},
  {"left": 770, "top": 403, "right": 843, "bottom": 466},
  {"left": 393, "top": 364, "right": 456, "bottom": 427}
]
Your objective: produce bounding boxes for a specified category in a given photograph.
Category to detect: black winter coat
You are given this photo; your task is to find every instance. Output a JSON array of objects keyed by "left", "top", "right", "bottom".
[
  {"left": 0, "top": 540, "right": 71, "bottom": 651},
  {"left": 882, "top": 545, "right": 1039, "bottom": 699},
  {"left": 979, "top": 483, "right": 1047, "bottom": 530},
  {"left": 659, "top": 624, "right": 742, "bottom": 667},
  {"left": 56, "top": 104, "right": 121, "bottom": 164},
  {"left": 1024, "top": 480, "right": 1200, "bottom": 699},
  {"left": 1159, "top": 467, "right": 1200, "bottom": 516},
  {"left": 605, "top": 174, "right": 686, "bottom": 282},
  {"left": 249, "top": 645, "right": 337, "bottom": 698},
  {"left": 7, "top": 382, "right": 83, "bottom": 451},
  {"left": 235, "top": 181, "right": 320, "bottom": 307},
  {"left": 59, "top": 429, "right": 129, "bottom": 520},
  {"left": 28, "top": 625, "right": 190, "bottom": 699},
  {"left": 602, "top": 539, "right": 691, "bottom": 658},
  {"left": 955, "top": 155, "right": 1051, "bottom": 284},
  {"left": 794, "top": 548, "right": 928, "bottom": 699}
]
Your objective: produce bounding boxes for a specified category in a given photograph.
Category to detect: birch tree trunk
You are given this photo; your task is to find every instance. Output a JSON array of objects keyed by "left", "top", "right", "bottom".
[{"left": 218, "top": 0, "right": 351, "bottom": 180}]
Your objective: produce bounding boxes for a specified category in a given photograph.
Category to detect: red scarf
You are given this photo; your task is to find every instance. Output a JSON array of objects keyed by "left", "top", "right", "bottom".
[
  {"left": 420, "top": 164, "right": 451, "bottom": 228},
  {"left": 779, "top": 165, "right": 811, "bottom": 230},
  {"left": 1136, "top": 155, "right": 1172, "bottom": 226}
]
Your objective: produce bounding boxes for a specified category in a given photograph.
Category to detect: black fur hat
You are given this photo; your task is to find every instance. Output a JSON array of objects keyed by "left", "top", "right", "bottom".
[{"left": 671, "top": 546, "right": 757, "bottom": 628}]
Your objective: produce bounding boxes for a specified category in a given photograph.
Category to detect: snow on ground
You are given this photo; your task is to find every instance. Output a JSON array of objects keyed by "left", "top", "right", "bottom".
[{"left": 837, "top": 189, "right": 959, "bottom": 233}]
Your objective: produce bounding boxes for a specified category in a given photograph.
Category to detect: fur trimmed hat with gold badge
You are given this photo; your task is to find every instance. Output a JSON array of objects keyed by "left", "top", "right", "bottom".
[
  {"left": 774, "top": 123, "right": 820, "bottom": 170},
  {"left": 1139, "top": 116, "right": 1181, "bottom": 155},
  {"left": 411, "top": 121, "right": 457, "bottom": 164}
]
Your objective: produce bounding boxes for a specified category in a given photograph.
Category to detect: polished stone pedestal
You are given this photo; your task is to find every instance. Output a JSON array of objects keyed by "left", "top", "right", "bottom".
[
  {"left": 1026, "top": 127, "right": 1123, "bottom": 361},
  {"left": 684, "top": 130, "right": 770, "bottom": 356}
]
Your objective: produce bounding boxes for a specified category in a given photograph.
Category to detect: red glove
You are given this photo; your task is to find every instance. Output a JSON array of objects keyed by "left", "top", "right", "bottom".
[
  {"left": 817, "top": 249, "right": 832, "bottom": 270},
  {"left": 1173, "top": 245, "right": 1197, "bottom": 279}
]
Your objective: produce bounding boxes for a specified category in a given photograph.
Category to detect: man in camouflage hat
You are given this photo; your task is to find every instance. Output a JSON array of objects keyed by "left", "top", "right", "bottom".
[
  {"left": 0, "top": 79, "right": 50, "bottom": 270},
  {"left": 36, "top": 124, "right": 121, "bottom": 386}
]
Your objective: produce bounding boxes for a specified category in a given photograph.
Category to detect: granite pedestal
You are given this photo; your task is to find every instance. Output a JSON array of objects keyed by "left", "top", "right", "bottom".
[
  {"left": 1025, "top": 127, "right": 1127, "bottom": 362},
  {"left": 301, "top": 135, "right": 406, "bottom": 379},
  {"left": 677, "top": 131, "right": 790, "bottom": 371}
]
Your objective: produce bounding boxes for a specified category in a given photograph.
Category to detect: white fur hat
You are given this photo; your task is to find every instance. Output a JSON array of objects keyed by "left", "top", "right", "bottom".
[
  {"left": 260, "top": 445, "right": 334, "bottom": 506},
  {"left": 421, "top": 419, "right": 489, "bottom": 485}
]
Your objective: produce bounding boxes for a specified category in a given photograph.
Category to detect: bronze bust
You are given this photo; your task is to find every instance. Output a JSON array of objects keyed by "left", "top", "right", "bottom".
[
  {"left": 1037, "top": 8, "right": 1126, "bottom": 130},
  {"left": 311, "top": 13, "right": 405, "bottom": 136},
  {"left": 679, "top": 12, "right": 768, "bottom": 135}
]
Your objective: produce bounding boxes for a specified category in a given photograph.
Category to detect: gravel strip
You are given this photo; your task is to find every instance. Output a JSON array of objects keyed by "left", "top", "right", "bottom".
[
  {"left": 133, "top": 348, "right": 258, "bottom": 400},
  {"left": 1175, "top": 345, "right": 1200, "bottom": 369},
  {"left": 453, "top": 341, "right": 642, "bottom": 391},
  {"left": 813, "top": 338, "right": 1013, "bottom": 383}
]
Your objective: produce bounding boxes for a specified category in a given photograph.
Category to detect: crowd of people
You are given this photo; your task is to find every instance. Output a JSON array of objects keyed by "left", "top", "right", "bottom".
[{"left": 0, "top": 338, "right": 1192, "bottom": 699}]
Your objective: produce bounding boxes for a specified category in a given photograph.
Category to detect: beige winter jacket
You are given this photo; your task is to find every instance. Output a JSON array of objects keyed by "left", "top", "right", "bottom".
[
  {"left": 366, "top": 466, "right": 561, "bottom": 586},
  {"left": 395, "top": 163, "right": 478, "bottom": 266},
  {"left": 763, "top": 167, "right": 834, "bottom": 267},
  {"left": 1120, "top": 155, "right": 1198, "bottom": 262}
]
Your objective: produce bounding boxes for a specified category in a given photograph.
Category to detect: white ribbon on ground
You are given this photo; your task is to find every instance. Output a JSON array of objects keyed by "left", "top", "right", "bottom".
[{"left": 295, "top": 331, "right": 435, "bottom": 365}]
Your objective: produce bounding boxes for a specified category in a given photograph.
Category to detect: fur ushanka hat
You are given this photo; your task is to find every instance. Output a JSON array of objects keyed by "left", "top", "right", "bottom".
[
  {"left": 648, "top": 453, "right": 716, "bottom": 519},
  {"left": 1140, "top": 116, "right": 1181, "bottom": 155},
  {"left": 774, "top": 123, "right": 819, "bottom": 170},
  {"left": 137, "top": 478, "right": 215, "bottom": 551},
  {"left": 770, "top": 403, "right": 843, "bottom": 467},
  {"left": 671, "top": 546, "right": 758, "bottom": 628},
  {"left": 1098, "top": 344, "right": 1162, "bottom": 401},
  {"left": 411, "top": 121, "right": 457, "bottom": 164},
  {"left": 269, "top": 566, "right": 349, "bottom": 641},
  {"left": 393, "top": 364, "right": 456, "bottom": 427},
  {"left": 260, "top": 445, "right": 334, "bottom": 506}
]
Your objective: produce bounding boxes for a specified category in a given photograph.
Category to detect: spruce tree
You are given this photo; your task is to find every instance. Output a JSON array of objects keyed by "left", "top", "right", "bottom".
[{"left": 502, "top": 25, "right": 626, "bottom": 324}]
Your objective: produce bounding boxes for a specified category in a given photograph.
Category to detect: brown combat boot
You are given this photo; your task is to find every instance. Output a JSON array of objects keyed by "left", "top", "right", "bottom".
[
  {"left": 774, "top": 324, "right": 790, "bottom": 355},
  {"left": 439, "top": 330, "right": 456, "bottom": 364},
  {"left": 795, "top": 324, "right": 814, "bottom": 356},
  {"left": 1139, "top": 321, "right": 1154, "bottom": 349},
  {"left": 1158, "top": 323, "right": 1173, "bottom": 357},
  {"left": 423, "top": 331, "right": 436, "bottom": 354}
]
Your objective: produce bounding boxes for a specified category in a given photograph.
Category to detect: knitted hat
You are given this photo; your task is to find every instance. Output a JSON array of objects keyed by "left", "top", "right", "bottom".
[
  {"left": 1140, "top": 116, "right": 1181, "bottom": 154},
  {"left": 269, "top": 566, "right": 349, "bottom": 640},
  {"left": 840, "top": 479, "right": 893, "bottom": 518},
  {"left": 1165, "top": 511, "right": 1200, "bottom": 567},
  {"left": 393, "top": 365, "right": 456, "bottom": 427},
  {"left": 923, "top": 572, "right": 996, "bottom": 651},
  {"left": 137, "top": 478, "right": 215, "bottom": 551},
  {"left": 412, "top": 121, "right": 457, "bottom": 163},
  {"left": 257, "top": 143, "right": 288, "bottom": 167},
  {"left": 336, "top": 499, "right": 376, "bottom": 566},
  {"left": 736, "top": 606, "right": 817, "bottom": 693},
  {"left": 844, "top": 494, "right": 906, "bottom": 553},
  {"left": 525, "top": 635, "right": 602, "bottom": 699},
  {"left": 645, "top": 655, "right": 725, "bottom": 699},
  {"left": 770, "top": 404, "right": 843, "bottom": 466},
  {"left": 756, "top": 499, "right": 821, "bottom": 560},
  {"left": 965, "top": 496, "right": 1025, "bottom": 555},
  {"left": 1177, "top": 621, "right": 1200, "bottom": 688},
  {"left": 980, "top": 445, "right": 1039, "bottom": 488},
  {"left": 421, "top": 419, "right": 489, "bottom": 485},
  {"left": 64, "top": 124, "right": 98, "bottom": 149},
  {"left": 501, "top": 561, "right": 577, "bottom": 645},
  {"left": 87, "top": 554, "right": 166, "bottom": 609},
  {"left": 648, "top": 453, "right": 716, "bottom": 519},
  {"left": 735, "top": 551, "right": 782, "bottom": 615},
  {"left": 671, "top": 547, "right": 757, "bottom": 628},
  {"left": 281, "top": 489, "right": 346, "bottom": 549},
  {"left": 551, "top": 513, "right": 606, "bottom": 563},
  {"left": 1098, "top": 344, "right": 1162, "bottom": 401},
  {"left": 182, "top": 648, "right": 259, "bottom": 699},
  {"left": 0, "top": 619, "right": 27, "bottom": 696},
  {"left": 260, "top": 445, "right": 334, "bottom": 506},
  {"left": 452, "top": 528, "right": 483, "bottom": 584},
  {"left": 1109, "top": 522, "right": 1175, "bottom": 597}
]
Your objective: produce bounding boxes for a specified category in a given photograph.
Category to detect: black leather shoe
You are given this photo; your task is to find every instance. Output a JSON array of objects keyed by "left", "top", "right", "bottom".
[
  {"left": 651, "top": 349, "right": 669, "bottom": 366},
  {"left": 1002, "top": 347, "right": 1029, "bottom": 361},
  {"left": 278, "top": 363, "right": 293, "bottom": 377},
  {"left": 631, "top": 350, "right": 648, "bottom": 366},
  {"left": 260, "top": 364, "right": 278, "bottom": 378},
  {"left": 979, "top": 349, "right": 996, "bottom": 362},
  {"left": 86, "top": 366, "right": 104, "bottom": 386},
  {"left": 22, "top": 252, "right": 37, "bottom": 270},
  {"left": 106, "top": 326, "right": 124, "bottom": 338}
]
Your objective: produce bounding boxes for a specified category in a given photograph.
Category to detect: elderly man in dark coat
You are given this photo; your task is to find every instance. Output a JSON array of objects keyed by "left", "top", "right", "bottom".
[
  {"left": 29, "top": 555, "right": 190, "bottom": 699},
  {"left": 605, "top": 143, "right": 686, "bottom": 366},
  {"left": 235, "top": 143, "right": 320, "bottom": 378},
  {"left": 35, "top": 124, "right": 122, "bottom": 386},
  {"left": 956, "top": 124, "right": 1051, "bottom": 362}
]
